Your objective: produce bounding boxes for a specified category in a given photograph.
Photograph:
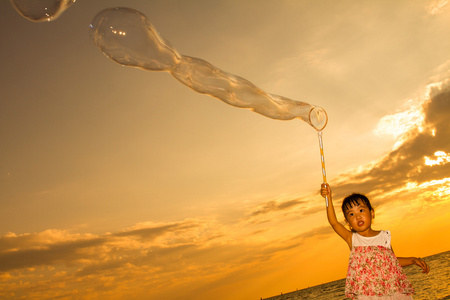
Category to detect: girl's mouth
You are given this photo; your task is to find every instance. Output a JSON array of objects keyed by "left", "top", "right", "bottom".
[{"left": 357, "top": 221, "right": 364, "bottom": 227}]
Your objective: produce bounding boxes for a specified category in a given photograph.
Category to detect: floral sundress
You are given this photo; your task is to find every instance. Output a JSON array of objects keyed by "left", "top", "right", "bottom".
[{"left": 345, "top": 230, "right": 414, "bottom": 299}]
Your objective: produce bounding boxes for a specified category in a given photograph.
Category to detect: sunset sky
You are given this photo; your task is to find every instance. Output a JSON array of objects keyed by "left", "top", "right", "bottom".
[{"left": 1, "top": 1, "right": 450, "bottom": 299}]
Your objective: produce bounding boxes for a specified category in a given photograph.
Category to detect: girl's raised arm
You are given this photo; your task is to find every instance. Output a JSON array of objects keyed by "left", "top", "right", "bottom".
[{"left": 320, "top": 183, "right": 352, "bottom": 249}]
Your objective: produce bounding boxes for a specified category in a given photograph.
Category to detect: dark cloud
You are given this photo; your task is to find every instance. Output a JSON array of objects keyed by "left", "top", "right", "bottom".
[
  {"left": 0, "top": 236, "right": 107, "bottom": 272},
  {"left": 331, "top": 82, "right": 450, "bottom": 204},
  {"left": 76, "top": 243, "right": 199, "bottom": 276},
  {"left": 113, "top": 221, "right": 200, "bottom": 240},
  {"left": 0, "top": 216, "right": 335, "bottom": 299},
  {"left": 0, "top": 221, "right": 203, "bottom": 272},
  {"left": 293, "top": 225, "right": 334, "bottom": 240},
  {"left": 249, "top": 198, "right": 307, "bottom": 217}
]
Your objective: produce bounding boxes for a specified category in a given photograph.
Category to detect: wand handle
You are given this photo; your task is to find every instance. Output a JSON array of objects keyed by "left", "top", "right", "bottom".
[{"left": 318, "top": 131, "right": 329, "bottom": 207}]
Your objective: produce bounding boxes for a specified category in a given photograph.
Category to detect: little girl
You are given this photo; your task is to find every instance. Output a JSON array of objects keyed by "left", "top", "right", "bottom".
[{"left": 320, "top": 183, "right": 430, "bottom": 299}]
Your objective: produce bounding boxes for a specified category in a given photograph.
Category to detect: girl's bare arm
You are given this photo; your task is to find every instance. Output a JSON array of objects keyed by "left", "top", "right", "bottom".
[
  {"left": 320, "top": 184, "right": 352, "bottom": 249},
  {"left": 397, "top": 256, "right": 430, "bottom": 273}
]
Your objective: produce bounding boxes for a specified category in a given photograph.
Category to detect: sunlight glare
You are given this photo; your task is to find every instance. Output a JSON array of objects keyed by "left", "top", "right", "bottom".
[
  {"left": 424, "top": 151, "right": 450, "bottom": 166},
  {"left": 404, "top": 178, "right": 450, "bottom": 203},
  {"left": 425, "top": 0, "right": 449, "bottom": 15},
  {"left": 374, "top": 100, "right": 424, "bottom": 142}
]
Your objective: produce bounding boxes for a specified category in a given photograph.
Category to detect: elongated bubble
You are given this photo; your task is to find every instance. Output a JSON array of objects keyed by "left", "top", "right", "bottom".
[
  {"left": 10, "top": 0, "right": 76, "bottom": 22},
  {"left": 89, "top": 7, "right": 327, "bottom": 131}
]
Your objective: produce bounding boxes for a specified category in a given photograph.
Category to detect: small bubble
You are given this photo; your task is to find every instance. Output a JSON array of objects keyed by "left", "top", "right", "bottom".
[{"left": 10, "top": 0, "right": 76, "bottom": 22}]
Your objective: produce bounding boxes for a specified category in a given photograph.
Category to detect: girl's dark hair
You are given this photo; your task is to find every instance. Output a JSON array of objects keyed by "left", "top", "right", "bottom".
[{"left": 341, "top": 193, "right": 373, "bottom": 219}]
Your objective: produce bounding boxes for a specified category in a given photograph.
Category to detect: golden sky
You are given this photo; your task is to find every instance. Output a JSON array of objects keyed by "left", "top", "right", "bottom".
[{"left": 1, "top": 1, "right": 450, "bottom": 299}]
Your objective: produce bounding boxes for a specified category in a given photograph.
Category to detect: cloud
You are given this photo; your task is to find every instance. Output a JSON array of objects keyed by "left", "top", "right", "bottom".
[
  {"left": 0, "top": 235, "right": 107, "bottom": 272},
  {"left": 0, "top": 221, "right": 207, "bottom": 273},
  {"left": 0, "top": 216, "right": 332, "bottom": 299},
  {"left": 113, "top": 220, "right": 201, "bottom": 240},
  {"left": 330, "top": 79, "right": 450, "bottom": 204},
  {"left": 243, "top": 196, "right": 326, "bottom": 229},
  {"left": 248, "top": 198, "right": 306, "bottom": 217}
]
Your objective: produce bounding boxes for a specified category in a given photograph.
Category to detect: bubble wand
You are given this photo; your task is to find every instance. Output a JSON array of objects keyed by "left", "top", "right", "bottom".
[
  {"left": 318, "top": 131, "right": 328, "bottom": 207},
  {"left": 309, "top": 109, "right": 329, "bottom": 207}
]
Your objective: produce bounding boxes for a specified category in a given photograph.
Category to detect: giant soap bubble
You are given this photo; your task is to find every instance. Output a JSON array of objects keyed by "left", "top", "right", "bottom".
[
  {"left": 89, "top": 7, "right": 328, "bottom": 131},
  {"left": 10, "top": 0, "right": 76, "bottom": 22}
]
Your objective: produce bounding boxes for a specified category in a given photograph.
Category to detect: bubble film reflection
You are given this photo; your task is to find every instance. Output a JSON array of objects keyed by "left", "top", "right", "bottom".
[
  {"left": 10, "top": 0, "right": 76, "bottom": 22},
  {"left": 89, "top": 7, "right": 327, "bottom": 131}
]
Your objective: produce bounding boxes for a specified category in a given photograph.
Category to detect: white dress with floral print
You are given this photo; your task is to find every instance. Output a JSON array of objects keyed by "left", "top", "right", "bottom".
[{"left": 345, "top": 230, "right": 414, "bottom": 299}]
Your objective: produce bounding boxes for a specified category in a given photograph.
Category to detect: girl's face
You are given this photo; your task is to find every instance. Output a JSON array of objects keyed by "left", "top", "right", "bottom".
[{"left": 344, "top": 200, "right": 374, "bottom": 233}]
